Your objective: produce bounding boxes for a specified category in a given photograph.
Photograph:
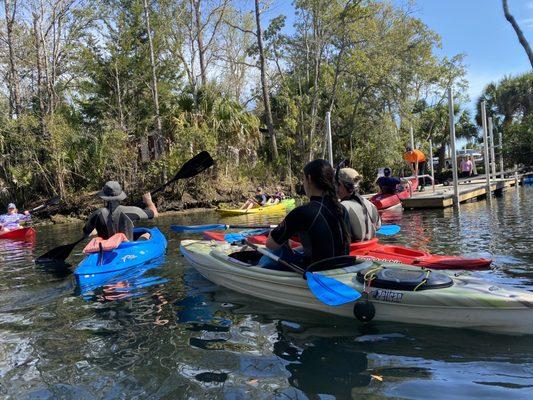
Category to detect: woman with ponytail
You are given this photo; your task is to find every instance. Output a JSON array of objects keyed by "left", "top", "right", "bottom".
[{"left": 266, "top": 159, "right": 351, "bottom": 266}]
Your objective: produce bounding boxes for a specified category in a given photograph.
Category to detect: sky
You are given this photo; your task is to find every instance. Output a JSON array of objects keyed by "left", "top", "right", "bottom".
[
  {"left": 264, "top": 0, "right": 532, "bottom": 112},
  {"left": 394, "top": 0, "right": 532, "bottom": 111}
]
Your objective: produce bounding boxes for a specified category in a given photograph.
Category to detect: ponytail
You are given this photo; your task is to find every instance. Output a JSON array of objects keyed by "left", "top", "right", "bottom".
[{"left": 304, "top": 159, "right": 351, "bottom": 248}]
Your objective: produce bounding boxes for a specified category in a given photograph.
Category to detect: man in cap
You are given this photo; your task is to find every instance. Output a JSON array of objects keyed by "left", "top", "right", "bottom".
[
  {"left": 0, "top": 203, "right": 30, "bottom": 232},
  {"left": 336, "top": 168, "right": 381, "bottom": 242},
  {"left": 376, "top": 167, "right": 401, "bottom": 194},
  {"left": 83, "top": 181, "right": 158, "bottom": 241}
]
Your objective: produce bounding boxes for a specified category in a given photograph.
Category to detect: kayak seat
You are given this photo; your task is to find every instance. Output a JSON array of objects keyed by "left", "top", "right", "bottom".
[
  {"left": 307, "top": 256, "right": 361, "bottom": 272},
  {"left": 228, "top": 250, "right": 263, "bottom": 266},
  {"left": 356, "top": 267, "right": 453, "bottom": 291}
]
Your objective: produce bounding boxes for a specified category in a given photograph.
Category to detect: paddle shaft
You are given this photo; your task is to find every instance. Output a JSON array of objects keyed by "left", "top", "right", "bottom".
[{"left": 244, "top": 240, "right": 305, "bottom": 275}]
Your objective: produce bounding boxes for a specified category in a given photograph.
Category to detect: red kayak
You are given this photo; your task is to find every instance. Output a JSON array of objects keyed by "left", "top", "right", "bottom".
[
  {"left": 370, "top": 178, "right": 418, "bottom": 210},
  {"left": 203, "top": 231, "right": 491, "bottom": 270},
  {"left": 0, "top": 227, "right": 36, "bottom": 241}
]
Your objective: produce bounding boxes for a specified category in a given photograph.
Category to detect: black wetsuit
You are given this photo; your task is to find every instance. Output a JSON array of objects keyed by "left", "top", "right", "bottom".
[
  {"left": 83, "top": 203, "right": 154, "bottom": 241},
  {"left": 270, "top": 196, "right": 350, "bottom": 266}
]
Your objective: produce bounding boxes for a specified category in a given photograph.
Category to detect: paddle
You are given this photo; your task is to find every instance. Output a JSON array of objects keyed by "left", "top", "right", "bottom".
[
  {"left": 170, "top": 223, "right": 276, "bottom": 233},
  {"left": 150, "top": 151, "right": 214, "bottom": 196},
  {"left": 29, "top": 196, "right": 61, "bottom": 213},
  {"left": 36, "top": 152, "right": 214, "bottom": 265},
  {"left": 170, "top": 222, "right": 400, "bottom": 236},
  {"left": 244, "top": 240, "right": 361, "bottom": 306}
]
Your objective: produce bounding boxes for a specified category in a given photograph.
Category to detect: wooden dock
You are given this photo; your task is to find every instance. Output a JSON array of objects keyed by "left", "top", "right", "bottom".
[{"left": 400, "top": 178, "right": 518, "bottom": 209}]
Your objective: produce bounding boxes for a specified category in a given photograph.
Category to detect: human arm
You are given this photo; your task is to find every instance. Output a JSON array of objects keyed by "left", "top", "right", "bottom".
[
  {"left": 266, "top": 208, "right": 303, "bottom": 251},
  {"left": 142, "top": 193, "right": 158, "bottom": 217}
]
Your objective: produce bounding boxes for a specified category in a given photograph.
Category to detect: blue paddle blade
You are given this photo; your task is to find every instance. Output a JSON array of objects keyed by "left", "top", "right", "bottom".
[
  {"left": 376, "top": 224, "right": 401, "bottom": 236},
  {"left": 171, "top": 224, "right": 226, "bottom": 233},
  {"left": 305, "top": 272, "right": 361, "bottom": 306},
  {"left": 224, "top": 229, "right": 270, "bottom": 243}
]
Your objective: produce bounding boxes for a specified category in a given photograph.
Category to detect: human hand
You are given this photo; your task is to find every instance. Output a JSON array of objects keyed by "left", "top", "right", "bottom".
[
  {"left": 24, "top": 211, "right": 30, "bottom": 216},
  {"left": 142, "top": 193, "right": 153, "bottom": 205}
]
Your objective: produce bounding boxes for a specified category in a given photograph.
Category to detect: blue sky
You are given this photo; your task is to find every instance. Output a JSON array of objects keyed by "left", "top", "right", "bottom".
[
  {"left": 264, "top": 0, "right": 532, "bottom": 111},
  {"left": 396, "top": 0, "right": 532, "bottom": 110}
]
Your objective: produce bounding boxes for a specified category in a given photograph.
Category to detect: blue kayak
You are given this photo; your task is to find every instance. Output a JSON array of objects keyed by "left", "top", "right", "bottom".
[{"left": 74, "top": 227, "right": 167, "bottom": 276}]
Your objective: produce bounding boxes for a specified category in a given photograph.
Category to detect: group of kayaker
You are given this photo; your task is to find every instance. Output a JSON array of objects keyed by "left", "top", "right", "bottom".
[
  {"left": 374, "top": 146, "right": 428, "bottom": 195},
  {"left": 240, "top": 186, "right": 286, "bottom": 210},
  {"left": 265, "top": 159, "right": 381, "bottom": 267}
]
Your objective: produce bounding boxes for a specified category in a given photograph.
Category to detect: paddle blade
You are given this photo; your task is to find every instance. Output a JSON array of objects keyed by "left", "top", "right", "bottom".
[
  {"left": 224, "top": 228, "right": 270, "bottom": 243},
  {"left": 305, "top": 272, "right": 361, "bottom": 306},
  {"left": 174, "top": 151, "right": 214, "bottom": 180},
  {"left": 35, "top": 237, "right": 84, "bottom": 264},
  {"left": 376, "top": 224, "right": 401, "bottom": 236},
  {"left": 170, "top": 224, "right": 227, "bottom": 233}
]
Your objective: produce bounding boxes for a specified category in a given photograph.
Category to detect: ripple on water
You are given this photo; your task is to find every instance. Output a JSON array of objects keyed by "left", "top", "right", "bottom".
[{"left": 0, "top": 189, "right": 531, "bottom": 399}]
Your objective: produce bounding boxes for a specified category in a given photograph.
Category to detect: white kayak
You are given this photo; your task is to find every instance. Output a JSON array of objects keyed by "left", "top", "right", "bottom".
[{"left": 179, "top": 240, "right": 533, "bottom": 335}]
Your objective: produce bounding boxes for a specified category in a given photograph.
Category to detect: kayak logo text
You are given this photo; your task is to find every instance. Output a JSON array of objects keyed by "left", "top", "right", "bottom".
[
  {"left": 121, "top": 254, "right": 138, "bottom": 263},
  {"left": 371, "top": 289, "right": 404, "bottom": 303}
]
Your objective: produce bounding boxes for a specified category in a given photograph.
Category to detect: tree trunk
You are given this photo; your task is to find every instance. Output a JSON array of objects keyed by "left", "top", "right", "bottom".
[
  {"left": 192, "top": 0, "right": 207, "bottom": 85},
  {"left": 254, "top": 0, "right": 278, "bottom": 160},
  {"left": 114, "top": 61, "right": 125, "bottom": 131},
  {"left": 33, "top": 12, "right": 47, "bottom": 138},
  {"left": 4, "top": 0, "right": 21, "bottom": 117},
  {"left": 142, "top": 0, "right": 164, "bottom": 159},
  {"left": 502, "top": 0, "right": 533, "bottom": 68}
]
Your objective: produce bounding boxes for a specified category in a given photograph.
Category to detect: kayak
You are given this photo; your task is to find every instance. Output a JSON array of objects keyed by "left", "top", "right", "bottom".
[
  {"left": 217, "top": 198, "right": 295, "bottom": 216},
  {"left": 180, "top": 240, "right": 533, "bottom": 335},
  {"left": 0, "top": 227, "right": 36, "bottom": 241},
  {"left": 202, "top": 231, "right": 491, "bottom": 270},
  {"left": 74, "top": 227, "right": 167, "bottom": 278},
  {"left": 370, "top": 178, "right": 418, "bottom": 210}
]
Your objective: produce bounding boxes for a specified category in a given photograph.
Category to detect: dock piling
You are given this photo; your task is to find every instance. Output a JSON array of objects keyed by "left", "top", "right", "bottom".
[
  {"left": 447, "top": 88, "right": 459, "bottom": 206},
  {"left": 480, "top": 101, "right": 492, "bottom": 202}
]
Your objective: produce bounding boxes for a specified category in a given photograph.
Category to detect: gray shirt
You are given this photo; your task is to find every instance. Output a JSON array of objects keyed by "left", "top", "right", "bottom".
[
  {"left": 83, "top": 205, "right": 154, "bottom": 241},
  {"left": 341, "top": 196, "right": 381, "bottom": 242}
]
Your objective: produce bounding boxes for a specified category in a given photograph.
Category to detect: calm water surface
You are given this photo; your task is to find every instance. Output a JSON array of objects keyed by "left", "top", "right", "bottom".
[{"left": 0, "top": 187, "right": 532, "bottom": 399}]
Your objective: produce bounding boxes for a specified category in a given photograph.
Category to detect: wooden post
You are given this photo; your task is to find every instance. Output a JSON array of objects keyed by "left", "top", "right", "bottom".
[
  {"left": 488, "top": 117, "right": 497, "bottom": 179},
  {"left": 448, "top": 88, "right": 459, "bottom": 206},
  {"left": 499, "top": 131, "right": 504, "bottom": 179},
  {"left": 481, "top": 101, "right": 492, "bottom": 199},
  {"left": 429, "top": 138, "right": 435, "bottom": 193},
  {"left": 326, "top": 111, "right": 333, "bottom": 166}
]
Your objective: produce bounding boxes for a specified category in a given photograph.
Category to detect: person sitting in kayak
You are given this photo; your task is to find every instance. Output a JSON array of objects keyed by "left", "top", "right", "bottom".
[
  {"left": 376, "top": 167, "right": 402, "bottom": 194},
  {"left": 83, "top": 181, "right": 158, "bottom": 241},
  {"left": 240, "top": 186, "right": 268, "bottom": 210},
  {"left": 0, "top": 203, "right": 30, "bottom": 232},
  {"left": 266, "top": 186, "right": 286, "bottom": 205},
  {"left": 265, "top": 159, "right": 351, "bottom": 267},
  {"left": 336, "top": 168, "right": 381, "bottom": 242}
]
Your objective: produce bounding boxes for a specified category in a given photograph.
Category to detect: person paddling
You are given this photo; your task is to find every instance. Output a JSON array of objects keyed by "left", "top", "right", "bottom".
[
  {"left": 265, "top": 159, "right": 351, "bottom": 267},
  {"left": 336, "top": 168, "right": 381, "bottom": 242},
  {"left": 240, "top": 187, "right": 268, "bottom": 210},
  {"left": 0, "top": 203, "right": 30, "bottom": 232},
  {"left": 83, "top": 181, "right": 158, "bottom": 241}
]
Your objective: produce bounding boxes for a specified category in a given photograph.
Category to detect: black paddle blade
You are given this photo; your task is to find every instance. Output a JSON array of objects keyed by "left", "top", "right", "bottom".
[
  {"left": 35, "top": 237, "right": 85, "bottom": 264},
  {"left": 174, "top": 151, "right": 214, "bottom": 180}
]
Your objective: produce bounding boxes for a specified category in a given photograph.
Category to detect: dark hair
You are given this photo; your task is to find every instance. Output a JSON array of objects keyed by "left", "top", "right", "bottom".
[
  {"left": 303, "top": 159, "right": 351, "bottom": 248},
  {"left": 383, "top": 167, "right": 391, "bottom": 177}
]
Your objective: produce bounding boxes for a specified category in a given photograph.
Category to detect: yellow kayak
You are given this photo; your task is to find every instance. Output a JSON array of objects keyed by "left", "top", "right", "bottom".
[{"left": 217, "top": 199, "right": 295, "bottom": 216}]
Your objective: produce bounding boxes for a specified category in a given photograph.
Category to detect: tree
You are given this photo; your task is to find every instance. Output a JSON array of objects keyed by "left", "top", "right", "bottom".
[{"left": 502, "top": 0, "right": 533, "bottom": 69}]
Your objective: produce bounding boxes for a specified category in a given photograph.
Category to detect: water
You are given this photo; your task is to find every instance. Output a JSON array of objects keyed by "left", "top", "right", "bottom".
[{"left": 0, "top": 187, "right": 532, "bottom": 399}]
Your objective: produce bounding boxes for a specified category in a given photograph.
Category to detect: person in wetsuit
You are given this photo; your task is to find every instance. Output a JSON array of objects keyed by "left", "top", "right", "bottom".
[
  {"left": 265, "top": 159, "right": 351, "bottom": 266},
  {"left": 336, "top": 168, "right": 381, "bottom": 242},
  {"left": 83, "top": 181, "right": 158, "bottom": 241}
]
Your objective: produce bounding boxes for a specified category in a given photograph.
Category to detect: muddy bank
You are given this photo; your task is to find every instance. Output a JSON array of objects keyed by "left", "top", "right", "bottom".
[{"left": 27, "top": 179, "right": 296, "bottom": 225}]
